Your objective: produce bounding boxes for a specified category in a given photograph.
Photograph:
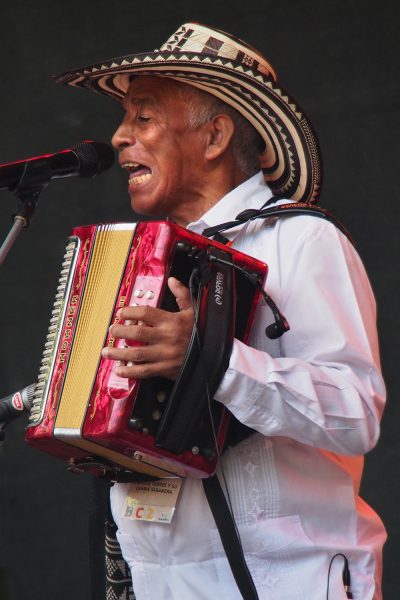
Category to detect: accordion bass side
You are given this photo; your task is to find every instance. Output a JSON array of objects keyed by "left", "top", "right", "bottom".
[{"left": 25, "top": 221, "right": 267, "bottom": 479}]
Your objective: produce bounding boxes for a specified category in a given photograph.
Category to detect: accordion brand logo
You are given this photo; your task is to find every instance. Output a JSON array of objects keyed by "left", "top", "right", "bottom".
[
  {"left": 59, "top": 294, "right": 79, "bottom": 363},
  {"left": 12, "top": 392, "right": 24, "bottom": 411},
  {"left": 214, "top": 272, "right": 224, "bottom": 306}
]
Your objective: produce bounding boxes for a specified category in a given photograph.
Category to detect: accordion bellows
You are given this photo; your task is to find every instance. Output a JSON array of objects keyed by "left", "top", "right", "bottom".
[{"left": 25, "top": 221, "right": 267, "bottom": 479}]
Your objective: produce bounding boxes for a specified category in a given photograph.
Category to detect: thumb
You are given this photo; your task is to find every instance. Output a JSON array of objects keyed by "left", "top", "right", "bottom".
[{"left": 168, "top": 277, "right": 192, "bottom": 311}]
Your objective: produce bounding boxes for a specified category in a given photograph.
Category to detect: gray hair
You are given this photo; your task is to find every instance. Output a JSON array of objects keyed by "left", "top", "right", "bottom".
[{"left": 176, "top": 82, "right": 266, "bottom": 177}]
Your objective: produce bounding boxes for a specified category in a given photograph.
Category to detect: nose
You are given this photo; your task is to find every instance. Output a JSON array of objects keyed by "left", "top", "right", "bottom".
[{"left": 111, "top": 117, "right": 135, "bottom": 151}]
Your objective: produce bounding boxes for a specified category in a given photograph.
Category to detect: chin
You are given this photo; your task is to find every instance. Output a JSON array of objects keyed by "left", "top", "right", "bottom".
[{"left": 130, "top": 197, "right": 164, "bottom": 219}]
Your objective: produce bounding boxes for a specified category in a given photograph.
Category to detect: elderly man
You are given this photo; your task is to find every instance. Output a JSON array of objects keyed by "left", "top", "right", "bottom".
[{"left": 56, "top": 23, "right": 386, "bottom": 600}]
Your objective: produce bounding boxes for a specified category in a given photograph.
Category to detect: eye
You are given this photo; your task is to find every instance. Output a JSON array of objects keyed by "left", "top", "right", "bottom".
[{"left": 137, "top": 114, "right": 151, "bottom": 123}]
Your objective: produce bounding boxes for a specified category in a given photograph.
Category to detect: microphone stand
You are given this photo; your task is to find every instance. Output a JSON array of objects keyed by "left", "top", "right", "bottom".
[
  {"left": 0, "top": 159, "right": 52, "bottom": 267},
  {"left": 0, "top": 162, "right": 52, "bottom": 440}
]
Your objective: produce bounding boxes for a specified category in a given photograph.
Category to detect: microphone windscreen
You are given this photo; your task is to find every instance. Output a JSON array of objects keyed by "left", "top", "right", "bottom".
[{"left": 72, "top": 141, "right": 115, "bottom": 177}]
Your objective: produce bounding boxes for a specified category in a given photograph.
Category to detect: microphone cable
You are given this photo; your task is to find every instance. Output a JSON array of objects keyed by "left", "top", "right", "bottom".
[{"left": 326, "top": 553, "right": 353, "bottom": 599}]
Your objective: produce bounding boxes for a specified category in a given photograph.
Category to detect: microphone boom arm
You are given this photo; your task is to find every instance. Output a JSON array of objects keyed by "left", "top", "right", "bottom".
[
  {"left": 0, "top": 140, "right": 114, "bottom": 268},
  {"left": 0, "top": 161, "right": 49, "bottom": 267}
]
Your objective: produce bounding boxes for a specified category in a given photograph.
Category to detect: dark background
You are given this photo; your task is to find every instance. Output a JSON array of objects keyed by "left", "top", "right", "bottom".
[{"left": 0, "top": 1, "right": 398, "bottom": 598}]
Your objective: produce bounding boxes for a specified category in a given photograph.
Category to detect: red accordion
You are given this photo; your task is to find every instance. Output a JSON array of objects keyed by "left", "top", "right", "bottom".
[{"left": 25, "top": 221, "right": 267, "bottom": 479}]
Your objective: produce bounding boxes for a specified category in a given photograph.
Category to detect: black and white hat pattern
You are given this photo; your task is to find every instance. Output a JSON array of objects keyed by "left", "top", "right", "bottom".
[{"left": 55, "top": 23, "right": 322, "bottom": 203}]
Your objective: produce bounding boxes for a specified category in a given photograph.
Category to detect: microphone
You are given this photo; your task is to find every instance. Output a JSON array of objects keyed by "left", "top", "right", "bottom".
[
  {"left": 0, "top": 141, "right": 115, "bottom": 192},
  {"left": 0, "top": 383, "right": 35, "bottom": 427},
  {"left": 265, "top": 315, "right": 290, "bottom": 340}
]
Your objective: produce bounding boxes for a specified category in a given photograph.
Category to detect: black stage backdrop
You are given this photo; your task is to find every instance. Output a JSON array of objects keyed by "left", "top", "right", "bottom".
[{"left": 0, "top": 1, "right": 398, "bottom": 598}]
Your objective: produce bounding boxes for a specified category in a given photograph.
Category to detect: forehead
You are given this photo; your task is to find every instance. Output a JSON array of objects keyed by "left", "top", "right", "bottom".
[{"left": 122, "top": 76, "right": 187, "bottom": 109}]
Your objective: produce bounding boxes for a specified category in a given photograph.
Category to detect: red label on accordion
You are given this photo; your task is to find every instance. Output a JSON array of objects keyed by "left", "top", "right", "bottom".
[{"left": 25, "top": 221, "right": 267, "bottom": 479}]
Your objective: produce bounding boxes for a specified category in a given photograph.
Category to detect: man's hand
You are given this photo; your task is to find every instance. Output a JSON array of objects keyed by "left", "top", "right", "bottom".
[{"left": 101, "top": 277, "right": 194, "bottom": 380}]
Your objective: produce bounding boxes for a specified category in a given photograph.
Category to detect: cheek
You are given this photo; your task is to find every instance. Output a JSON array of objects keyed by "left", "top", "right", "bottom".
[
  {"left": 150, "top": 131, "right": 202, "bottom": 191},
  {"left": 155, "top": 147, "right": 184, "bottom": 180}
]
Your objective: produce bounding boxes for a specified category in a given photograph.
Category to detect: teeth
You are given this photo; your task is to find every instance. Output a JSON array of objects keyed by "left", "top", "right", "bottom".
[
  {"left": 122, "top": 162, "right": 141, "bottom": 170},
  {"left": 128, "top": 173, "right": 152, "bottom": 185}
]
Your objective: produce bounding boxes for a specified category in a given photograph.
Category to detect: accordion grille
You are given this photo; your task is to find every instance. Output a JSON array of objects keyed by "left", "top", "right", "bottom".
[{"left": 54, "top": 226, "right": 133, "bottom": 431}]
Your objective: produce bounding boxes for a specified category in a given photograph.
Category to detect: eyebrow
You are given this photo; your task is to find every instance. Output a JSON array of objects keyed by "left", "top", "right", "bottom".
[{"left": 121, "top": 95, "right": 158, "bottom": 111}]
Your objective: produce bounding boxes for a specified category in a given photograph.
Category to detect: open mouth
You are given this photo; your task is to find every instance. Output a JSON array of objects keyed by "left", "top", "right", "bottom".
[{"left": 122, "top": 163, "right": 152, "bottom": 185}]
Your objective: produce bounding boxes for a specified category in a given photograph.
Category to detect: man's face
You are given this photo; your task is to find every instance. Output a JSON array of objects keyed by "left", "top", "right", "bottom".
[{"left": 112, "top": 76, "right": 209, "bottom": 225}]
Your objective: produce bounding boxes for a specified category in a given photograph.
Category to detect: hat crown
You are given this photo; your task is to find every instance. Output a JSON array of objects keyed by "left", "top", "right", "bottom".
[{"left": 158, "top": 22, "right": 277, "bottom": 81}]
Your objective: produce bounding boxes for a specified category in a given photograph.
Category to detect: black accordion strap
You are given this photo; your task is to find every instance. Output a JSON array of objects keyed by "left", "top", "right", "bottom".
[
  {"left": 203, "top": 475, "right": 260, "bottom": 600},
  {"left": 202, "top": 202, "right": 354, "bottom": 246},
  {"left": 155, "top": 246, "right": 235, "bottom": 453}
]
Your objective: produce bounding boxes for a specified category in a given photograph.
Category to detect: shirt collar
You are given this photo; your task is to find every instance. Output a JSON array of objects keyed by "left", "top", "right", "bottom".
[{"left": 187, "top": 171, "right": 273, "bottom": 237}]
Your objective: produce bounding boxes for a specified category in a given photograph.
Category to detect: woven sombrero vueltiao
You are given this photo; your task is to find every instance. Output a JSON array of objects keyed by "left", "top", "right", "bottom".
[{"left": 55, "top": 23, "right": 322, "bottom": 203}]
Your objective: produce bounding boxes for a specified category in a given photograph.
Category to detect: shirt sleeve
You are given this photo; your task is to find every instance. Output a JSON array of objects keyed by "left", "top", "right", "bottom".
[{"left": 214, "top": 217, "right": 386, "bottom": 456}]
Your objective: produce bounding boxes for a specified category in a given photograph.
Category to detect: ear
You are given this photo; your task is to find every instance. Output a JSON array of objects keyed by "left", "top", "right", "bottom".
[{"left": 204, "top": 114, "right": 235, "bottom": 161}]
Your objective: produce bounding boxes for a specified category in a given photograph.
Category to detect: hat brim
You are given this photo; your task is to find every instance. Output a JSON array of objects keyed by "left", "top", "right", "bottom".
[{"left": 55, "top": 51, "right": 322, "bottom": 203}]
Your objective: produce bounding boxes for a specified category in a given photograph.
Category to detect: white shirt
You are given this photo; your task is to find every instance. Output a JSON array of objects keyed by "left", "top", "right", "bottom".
[{"left": 111, "top": 172, "right": 386, "bottom": 600}]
